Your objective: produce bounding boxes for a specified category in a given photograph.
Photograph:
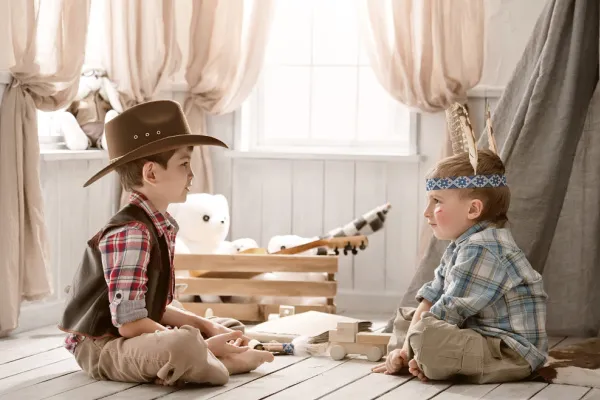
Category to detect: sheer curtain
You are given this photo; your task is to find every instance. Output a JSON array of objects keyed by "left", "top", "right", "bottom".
[
  {"left": 360, "top": 0, "right": 485, "bottom": 112},
  {"left": 0, "top": 0, "right": 91, "bottom": 336},
  {"left": 184, "top": 0, "right": 275, "bottom": 194}
]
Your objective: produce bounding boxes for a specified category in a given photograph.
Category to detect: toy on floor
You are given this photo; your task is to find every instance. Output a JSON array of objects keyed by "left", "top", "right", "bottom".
[
  {"left": 329, "top": 322, "right": 392, "bottom": 362},
  {"left": 247, "top": 335, "right": 329, "bottom": 357}
]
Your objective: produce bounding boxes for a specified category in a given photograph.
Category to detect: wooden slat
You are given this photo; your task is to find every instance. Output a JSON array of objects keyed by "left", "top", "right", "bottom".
[
  {"left": 320, "top": 372, "right": 412, "bottom": 399},
  {"left": 379, "top": 379, "right": 452, "bottom": 400},
  {"left": 182, "top": 302, "right": 336, "bottom": 322},
  {"left": 45, "top": 380, "right": 138, "bottom": 400},
  {"left": 174, "top": 253, "right": 338, "bottom": 273},
  {"left": 0, "top": 330, "right": 66, "bottom": 365},
  {"left": 432, "top": 383, "right": 500, "bottom": 399},
  {"left": 0, "top": 371, "right": 94, "bottom": 400},
  {"left": 210, "top": 356, "right": 351, "bottom": 400},
  {"left": 530, "top": 384, "right": 591, "bottom": 400},
  {"left": 179, "top": 277, "right": 337, "bottom": 298},
  {"left": 482, "top": 382, "right": 548, "bottom": 400},
  {"left": 582, "top": 388, "right": 600, "bottom": 400},
  {"left": 0, "top": 348, "right": 71, "bottom": 380},
  {"left": 0, "top": 358, "right": 79, "bottom": 396},
  {"left": 158, "top": 355, "right": 310, "bottom": 400},
  {"left": 268, "top": 358, "right": 373, "bottom": 400}
]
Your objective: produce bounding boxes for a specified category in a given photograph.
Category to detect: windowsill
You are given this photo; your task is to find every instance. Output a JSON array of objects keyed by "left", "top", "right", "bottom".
[
  {"left": 226, "top": 149, "right": 421, "bottom": 163},
  {"left": 39, "top": 148, "right": 108, "bottom": 161}
]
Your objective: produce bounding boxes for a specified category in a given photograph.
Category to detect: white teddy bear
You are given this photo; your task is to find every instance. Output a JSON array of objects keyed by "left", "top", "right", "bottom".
[{"left": 167, "top": 193, "right": 258, "bottom": 303}]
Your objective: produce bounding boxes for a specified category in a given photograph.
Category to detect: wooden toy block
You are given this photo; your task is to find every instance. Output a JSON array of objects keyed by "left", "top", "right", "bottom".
[
  {"left": 355, "top": 332, "right": 393, "bottom": 346},
  {"left": 330, "top": 342, "right": 388, "bottom": 362},
  {"left": 329, "top": 329, "right": 353, "bottom": 343},
  {"left": 279, "top": 305, "right": 295, "bottom": 318}
]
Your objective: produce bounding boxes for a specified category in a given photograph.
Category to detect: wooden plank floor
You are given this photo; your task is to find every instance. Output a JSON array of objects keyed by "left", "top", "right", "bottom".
[{"left": 0, "top": 325, "right": 596, "bottom": 400}]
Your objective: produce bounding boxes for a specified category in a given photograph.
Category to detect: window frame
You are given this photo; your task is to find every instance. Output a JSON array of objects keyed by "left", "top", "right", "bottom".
[{"left": 235, "top": 72, "right": 420, "bottom": 157}]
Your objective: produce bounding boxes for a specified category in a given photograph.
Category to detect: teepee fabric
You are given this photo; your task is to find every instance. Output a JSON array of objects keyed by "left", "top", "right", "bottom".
[{"left": 395, "top": 0, "right": 600, "bottom": 337}]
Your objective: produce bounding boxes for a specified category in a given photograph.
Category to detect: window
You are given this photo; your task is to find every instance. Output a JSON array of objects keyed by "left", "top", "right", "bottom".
[{"left": 238, "top": 0, "right": 416, "bottom": 156}]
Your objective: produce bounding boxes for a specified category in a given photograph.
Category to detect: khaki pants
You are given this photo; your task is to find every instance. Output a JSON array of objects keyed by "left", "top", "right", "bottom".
[
  {"left": 389, "top": 307, "right": 532, "bottom": 384},
  {"left": 74, "top": 317, "right": 244, "bottom": 386}
]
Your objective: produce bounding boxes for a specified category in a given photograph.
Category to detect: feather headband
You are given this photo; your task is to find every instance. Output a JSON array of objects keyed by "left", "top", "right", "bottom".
[{"left": 427, "top": 102, "right": 506, "bottom": 191}]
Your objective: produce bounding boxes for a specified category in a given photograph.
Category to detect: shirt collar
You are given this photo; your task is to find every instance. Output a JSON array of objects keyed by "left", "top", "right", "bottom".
[
  {"left": 129, "top": 191, "right": 177, "bottom": 237},
  {"left": 454, "top": 221, "right": 493, "bottom": 246}
]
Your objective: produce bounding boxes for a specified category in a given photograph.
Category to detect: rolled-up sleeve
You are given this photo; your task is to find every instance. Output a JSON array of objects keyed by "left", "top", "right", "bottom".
[
  {"left": 416, "top": 263, "right": 446, "bottom": 304},
  {"left": 429, "top": 244, "right": 512, "bottom": 327},
  {"left": 98, "top": 223, "right": 151, "bottom": 328}
]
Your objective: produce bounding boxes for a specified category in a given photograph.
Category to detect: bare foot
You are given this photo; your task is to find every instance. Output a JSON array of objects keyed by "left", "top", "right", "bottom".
[
  {"left": 220, "top": 349, "right": 275, "bottom": 375},
  {"left": 408, "top": 359, "right": 428, "bottom": 382},
  {"left": 154, "top": 377, "right": 185, "bottom": 387},
  {"left": 372, "top": 348, "right": 408, "bottom": 375}
]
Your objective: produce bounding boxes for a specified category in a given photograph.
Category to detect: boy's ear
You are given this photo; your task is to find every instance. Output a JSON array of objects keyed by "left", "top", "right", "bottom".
[
  {"left": 142, "top": 161, "right": 158, "bottom": 185},
  {"left": 467, "top": 198, "right": 484, "bottom": 220}
]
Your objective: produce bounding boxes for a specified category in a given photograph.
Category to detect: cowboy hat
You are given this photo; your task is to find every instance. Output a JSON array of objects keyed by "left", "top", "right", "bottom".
[{"left": 83, "top": 100, "right": 228, "bottom": 187}]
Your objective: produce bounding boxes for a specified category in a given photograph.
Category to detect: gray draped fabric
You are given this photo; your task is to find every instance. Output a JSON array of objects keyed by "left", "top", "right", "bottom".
[{"left": 391, "top": 0, "right": 600, "bottom": 337}]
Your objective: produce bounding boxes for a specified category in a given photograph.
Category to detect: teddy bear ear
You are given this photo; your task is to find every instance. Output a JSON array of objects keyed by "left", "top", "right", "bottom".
[{"left": 214, "top": 194, "right": 229, "bottom": 208}]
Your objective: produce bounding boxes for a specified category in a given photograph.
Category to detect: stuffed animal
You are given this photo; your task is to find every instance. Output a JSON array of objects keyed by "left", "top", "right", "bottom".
[
  {"left": 167, "top": 193, "right": 230, "bottom": 304},
  {"left": 217, "top": 237, "right": 259, "bottom": 254},
  {"left": 167, "top": 193, "right": 258, "bottom": 303},
  {"left": 56, "top": 65, "right": 123, "bottom": 151}
]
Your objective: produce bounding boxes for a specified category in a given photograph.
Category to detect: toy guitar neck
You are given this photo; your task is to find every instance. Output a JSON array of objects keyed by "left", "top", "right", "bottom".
[
  {"left": 240, "top": 235, "right": 368, "bottom": 256},
  {"left": 276, "top": 235, "right": 368, "bottom": 255}
]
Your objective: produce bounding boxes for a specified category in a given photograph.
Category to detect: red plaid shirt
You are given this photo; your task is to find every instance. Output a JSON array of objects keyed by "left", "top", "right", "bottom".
[{"left": 65, "top": 191, "right": 178, "bottom": 353}]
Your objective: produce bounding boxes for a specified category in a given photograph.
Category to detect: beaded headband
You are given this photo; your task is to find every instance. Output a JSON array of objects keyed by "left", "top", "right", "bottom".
[
  {"left": 426, "top": 174, "right": 507, "bottom": 191},
  {"left": 428, "top": 101, "right": 506, "bottom": 191}
]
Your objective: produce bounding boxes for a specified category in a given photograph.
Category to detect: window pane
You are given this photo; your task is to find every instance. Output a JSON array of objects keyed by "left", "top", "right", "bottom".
[
  {"left": 265, "top": 0, "right": 313, "bottom": 66},
  {"left": 357, "top": 66, "right": 409, "bottom": 141},
  {"left": 262, "top": 66, "right": 311, "bottom": 140},
  {"left": 312, "top": 0, "right": 359, "bottom": 66},
  {"left": 311, "top": 67, "right": 357, "bottom": 141}
]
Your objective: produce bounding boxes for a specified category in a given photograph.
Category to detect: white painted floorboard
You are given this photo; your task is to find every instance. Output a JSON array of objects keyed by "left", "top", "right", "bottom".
[{"left": 0, "top": 325, "right": 595, "bottom": 400}]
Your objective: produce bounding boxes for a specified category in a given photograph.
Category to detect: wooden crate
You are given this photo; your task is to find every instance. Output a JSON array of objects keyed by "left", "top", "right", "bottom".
[{"left": 174, "top": 253, "right": 338, "bottom": 322}]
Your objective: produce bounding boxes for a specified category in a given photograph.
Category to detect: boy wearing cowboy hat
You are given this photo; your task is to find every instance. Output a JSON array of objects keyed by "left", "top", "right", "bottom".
[{"left": 58, "top": 100, "right": 274, "bottom": 386}]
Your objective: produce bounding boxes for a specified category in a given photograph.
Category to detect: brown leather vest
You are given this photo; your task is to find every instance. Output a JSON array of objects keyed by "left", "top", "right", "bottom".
[{"left": 58, "top": 204, "right": 172, "bottom": 338}]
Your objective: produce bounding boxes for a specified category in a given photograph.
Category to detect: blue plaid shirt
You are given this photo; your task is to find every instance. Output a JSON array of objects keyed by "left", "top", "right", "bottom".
[{"left": 416, "top": 222, "right": 548, "bottom": 371}]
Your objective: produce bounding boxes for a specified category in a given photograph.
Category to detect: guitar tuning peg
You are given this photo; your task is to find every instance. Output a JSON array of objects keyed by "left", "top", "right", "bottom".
[
  {"left": 359, "top": 241, "right": 366, "bottom": 250},
  {"left": 343, "top": 248, "right": 348, "bottom": 256},
  {"left": 351, "top": 248, "right": 358, "bottom": 255},
  {"left": 334, "top": 247, "right": 339, "bottom": 255}
]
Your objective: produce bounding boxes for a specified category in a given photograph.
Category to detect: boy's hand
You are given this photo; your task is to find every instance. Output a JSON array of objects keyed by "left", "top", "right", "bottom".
[
  {"left": 204, "top": 321, "right": 250, "bottom": 346},
  {"left": 371, "top": 348, "right": 408, "bottom": 375},
  {"left": 206, "top": 331, "right": 249, "bottom": 358}
]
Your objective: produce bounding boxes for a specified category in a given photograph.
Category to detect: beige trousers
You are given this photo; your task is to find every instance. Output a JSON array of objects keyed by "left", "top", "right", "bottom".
[
  {"left": 389, "top": 307, "right": 532, "bottom": 384},
  {"left": 74, "top": 317, "right": 244, "bottom": 386}
]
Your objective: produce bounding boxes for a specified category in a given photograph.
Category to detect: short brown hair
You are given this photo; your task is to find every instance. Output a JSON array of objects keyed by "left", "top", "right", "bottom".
[
  {"left": 426, "top": 149, "right": 510, "bottom": 225},
  {"left": 115, "top": 149, "right": 177, "bottom": 192}
]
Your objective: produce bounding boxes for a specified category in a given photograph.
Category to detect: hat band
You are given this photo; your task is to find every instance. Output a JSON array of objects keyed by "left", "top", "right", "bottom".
[
  {"left": 109, "top": 155, "right": 124, "bottom": 164},
  {"left": 426, "top": 174, "right": 507, "bottom": 191}
]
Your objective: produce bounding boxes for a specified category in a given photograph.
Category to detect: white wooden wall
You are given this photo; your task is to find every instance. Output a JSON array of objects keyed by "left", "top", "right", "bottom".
[{"left": 16, "top": 154, "right": 116, "bottom": 333}]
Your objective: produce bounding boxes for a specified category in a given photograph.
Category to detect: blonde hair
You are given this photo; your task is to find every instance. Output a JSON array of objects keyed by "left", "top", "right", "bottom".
[{"left": 426, "top": 149, "right": 510, "bottom": 226}]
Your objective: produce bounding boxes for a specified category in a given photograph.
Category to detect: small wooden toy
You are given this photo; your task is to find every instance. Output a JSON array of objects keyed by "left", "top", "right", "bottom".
[{"left": 328, "top": 322, "right": 392, "bottom": 362}]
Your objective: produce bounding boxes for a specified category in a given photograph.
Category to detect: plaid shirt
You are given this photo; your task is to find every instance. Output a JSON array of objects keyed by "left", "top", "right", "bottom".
[
  {"left": 65, "top": 191, "right": 178, "bottom": 353},
  {"left": 417, "top": 222, "right": 548, "bottom": 371}
]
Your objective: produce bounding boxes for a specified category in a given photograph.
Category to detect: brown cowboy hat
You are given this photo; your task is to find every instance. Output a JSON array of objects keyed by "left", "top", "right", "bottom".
[{"left": 83, "top": 99, "right": 228, "bottom": 187}]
